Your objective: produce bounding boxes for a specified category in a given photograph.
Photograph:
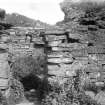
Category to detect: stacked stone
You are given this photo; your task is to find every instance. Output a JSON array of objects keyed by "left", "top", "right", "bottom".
[
  {"left": 8, "top": 27, "right": 45, "bottom": 60},
  {"left": 0, "top": 49, "right": 10, "bottom": 90},
  {"left": 58, "top": 0, "right": 105, "bottom": 86},
  {"left": 0, "top": 32, "right": 11, "bottom": 100},
  {"left": 44, "top": 28, "right": 105, "bottom": 85},
  {"left": 44, "top": 29, "right": 78, "bottom": 83}
]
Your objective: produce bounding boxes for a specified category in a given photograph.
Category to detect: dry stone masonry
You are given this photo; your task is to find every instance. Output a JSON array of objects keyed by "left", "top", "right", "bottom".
[
  {"left": 0, "top": 47, "right": 10, "bottom": 90},
  {"left": 41, "top": 26, "right": 105, "bottom": 88},
  {"left": 0, "top": 20, "right": 105, "bottom": 100},
  {"left": 0, "top": 22, "right": 45, "bottom": 104},
  {"left": 7, "top": 27, "right": 45, "bottom": 62}
]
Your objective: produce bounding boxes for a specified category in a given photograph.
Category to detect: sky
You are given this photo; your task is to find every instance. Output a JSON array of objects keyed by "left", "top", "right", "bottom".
[{"left": 0, "top": 0, "right": 64, "bottom": 25}]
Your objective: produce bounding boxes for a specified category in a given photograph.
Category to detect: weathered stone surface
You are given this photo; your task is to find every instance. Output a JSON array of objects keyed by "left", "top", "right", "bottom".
[
  {"left": 48, "top": 52, "right": 72, "bottom": 58},
  {"left": 48, "top": 57, "right": 73, "bottom": 63},
  {"left": 7, "top": 78, "right": 25, "bottom": 105},
  {"left": 48, "top": 63, "right": 78, "bottom": 77},
  {"left": 87, "top": 47, "right": 105, "bottom": 54},
  {"left": 95, "top": 82, "right": 104, "bottom": 87},
  {"left": 0, "top": 62, "right": 10, "bottom": 78},
  {"left": 0, "top": 52, "right": 8, "bottom": 61},
  {"left": 70, "top": 61, "right": 85, "bottom": 70},
  {"left": 0, "top": 79, "right": 9, "bottom": 89},
  {"left": 46, "top": 35, "right": 66, "bottom": 41},
  {"left": 71, "top": 49, "right": 88, "bottom": 57},
  {"left": 85, "top": 91, "right": 95, "bottom": 100},
  {"left": 65, "top": 69, "right": 76, "bottom": 77},
  {"left": 75, "top": 56, "right": 88, "bottom": 61},
  {"left": 45, "top": 30, "right": 65, "bottom": 35},
  {"left": 48, "top": 65, "right": 60, "bottom": 71},
  {"left": 88, "top": 72, "right": 100, "bottom": 80},
  {"left": 88, "top": 54, "right": 101, "bottom": 61},
  {"left": 48, "top": 69, "right": 65, "bottom": 76},
  {"left": 51, "top": 46, "right": 86, "bottom": 52},
  {"left": 58, "top": 43, "right": 87, "bottom": 49},
  {"left": 68, "top": 33, "right": 82, "bottom": 39},
  {"left": 48, "top": 40, "right": 62, "bottom": 46},
  {"left": 85, "top": 64, "right": 100, "bottom": 73},
  {"left": 52, "top": 47, "right": 69, "bottom": 51},
  {"left": 95, "top": 91, "right": 105, "bottom": 105},
  {"left": 32, "top": 37, "right": 43, "bottom": 42}
]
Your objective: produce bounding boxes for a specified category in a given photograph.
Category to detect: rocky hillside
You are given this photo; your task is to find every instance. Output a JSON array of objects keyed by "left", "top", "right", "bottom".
[
  {"left": 57, "top": 0, "right": 105, "bottom": 45},
  {"left": 5, "top": 13, "right": 50, "bottom": 28}
]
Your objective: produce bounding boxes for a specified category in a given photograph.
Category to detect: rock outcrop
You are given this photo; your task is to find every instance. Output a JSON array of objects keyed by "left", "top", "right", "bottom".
[{"left": 55, "top": 0, "right": 105, "bottom": 84}]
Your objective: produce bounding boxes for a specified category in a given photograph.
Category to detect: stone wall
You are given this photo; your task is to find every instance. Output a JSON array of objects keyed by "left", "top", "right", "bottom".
[
  {"left": 1, "top": 25, "right": 105, "bottom": 87},
  {"left": 42, "top": 28, "right": 105, "bottom": 87},
  {"left": 6, "top": 27, "right": 45, "bottom": 61}
]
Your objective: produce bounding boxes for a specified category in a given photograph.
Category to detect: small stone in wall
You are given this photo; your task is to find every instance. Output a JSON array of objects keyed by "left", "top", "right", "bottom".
[
  {"left": 85, "top": 91, "right": 95, "bottom": 100},
  {"left": 65, "top": 70, "right": 76, "bottom": 77},
  {"left": 95, "top": 91, "right": 105, "bottom": 105},
  {"left": 95, "top": 82, "right": 104, "bottom": 87},
  {"left": 16, "top": 102, "right": 34, "bottom": 105}
]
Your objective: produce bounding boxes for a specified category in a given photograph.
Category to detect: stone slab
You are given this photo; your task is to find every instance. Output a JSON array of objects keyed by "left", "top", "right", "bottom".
[
  {"left": 44, "top": 30, "right": 65, "bottom": 35},
  {"left": 87, "top": 47, "right": 105, "bottom": 54},
  {"left": 48, "top": 69, "right": 65, "bottom": 76},
  {"left": 57, "top": 43, "right": 87, "bottom": 49},
  {"left": 71, "top": 49, "right": 88, "bottom": 57},
  {"left": 0, "top": 79, "right": 9, "bottom": 89},
  {"left": 48, "top": 52, "right": 72, "bottom": 58},
  {"left": 85, "top": 64, "right": 100, "bottom": 72},
  {"left": 48, "top": 57, "right": 73, "bottom": 63},
  {"left": 48, "top": 40, "right": 62, "bottom": 47},
  {"left": 46, "top": 35, "right": 66, "bottom": 41},
  {"left": 0, "top": 62, "right": 10, "bottom": 78}
]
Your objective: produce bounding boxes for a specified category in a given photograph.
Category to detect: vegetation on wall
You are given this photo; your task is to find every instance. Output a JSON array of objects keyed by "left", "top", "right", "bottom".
[
  {"left": 42, "top": 69, "right": 100, "bottom": 105},
  {"left": 11, "top": 56, "right": 46, "bottom": 81},
  {"left": 57, "top": 0, "right": 105, "bottom": 45}
]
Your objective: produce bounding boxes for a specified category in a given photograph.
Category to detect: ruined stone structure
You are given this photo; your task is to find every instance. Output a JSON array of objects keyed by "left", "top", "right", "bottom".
[
  {"left": 1, "top": 1, "right": 105, "bottom": 103},
  {"left": 6, "top": 25, "right": 105, "bottom": 88},
  {"left": 5, "top": 27, "right": 45, "bottom": 62},
  {"left": 0, "top": 49, "right": 10, "bottom": 90},
  {"left": 41, "top": 27, "right": 105, "bottom": 88}
]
